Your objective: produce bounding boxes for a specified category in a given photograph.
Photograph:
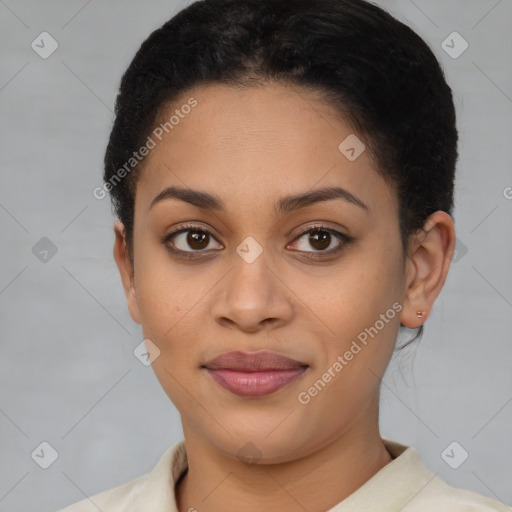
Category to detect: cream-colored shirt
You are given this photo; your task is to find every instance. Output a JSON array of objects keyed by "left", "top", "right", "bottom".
[{"left": 59, "top": 439, "right": 510, "bottom": 511}]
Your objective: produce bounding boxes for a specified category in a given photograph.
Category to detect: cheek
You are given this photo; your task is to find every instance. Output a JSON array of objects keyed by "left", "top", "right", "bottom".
[
  {"left": 137, "top": 279, "right": 195, "bottom": 346},
  {"left": 135, "top": 269, "right": 201, "bottom": 404},
  {"left": 311, "top": 245, "right": 403, "bottom": 375},
  {"left": 133, "top": 256, "right": 186, "bottom": 351},
  {"left": 317, "top": 256, "right": 397, "bottom": 328},
  {"left": 134, "top": 234, "right": 186, "bottom": 326},
  {"left": 296, "top": 280, "right": 401, "bottom": 438}
]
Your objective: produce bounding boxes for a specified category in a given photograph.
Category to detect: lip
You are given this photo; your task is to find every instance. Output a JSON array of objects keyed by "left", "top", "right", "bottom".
[
  {"left": 202, "top": 350, "right": 309, "bottom": 397},
  {"left": 203, "top": 350, "right": 308, "bottom": 371}
]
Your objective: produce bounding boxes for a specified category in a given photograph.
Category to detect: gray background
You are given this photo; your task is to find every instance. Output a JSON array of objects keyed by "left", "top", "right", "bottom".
[{"left": 1, "top": 0, "right": 511, "bottom": 510}]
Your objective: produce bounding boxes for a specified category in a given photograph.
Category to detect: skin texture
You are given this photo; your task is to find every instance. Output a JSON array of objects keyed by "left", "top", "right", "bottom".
[{"left": 113, "top": 82, "right": 456, "bottom": 512}]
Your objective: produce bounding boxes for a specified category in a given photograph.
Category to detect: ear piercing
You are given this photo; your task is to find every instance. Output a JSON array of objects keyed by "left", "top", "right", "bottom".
[{"left": 416, "top": 310, "right": 425, "bottom": 318}]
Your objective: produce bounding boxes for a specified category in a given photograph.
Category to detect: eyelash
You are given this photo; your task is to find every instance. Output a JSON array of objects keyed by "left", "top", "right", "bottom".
[{"left": 162, "top": 222, "right": 354, "bottom": 261}]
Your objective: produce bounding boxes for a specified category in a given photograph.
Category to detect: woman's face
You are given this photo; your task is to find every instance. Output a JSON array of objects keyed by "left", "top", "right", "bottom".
[{"left": 118, "top": 82, "right": 410, "bottom": 462}]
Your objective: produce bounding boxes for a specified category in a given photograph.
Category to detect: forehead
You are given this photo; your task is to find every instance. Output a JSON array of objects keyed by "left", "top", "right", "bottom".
[{"left": 136, "top": 82, "right": 397, "bottom": 219}]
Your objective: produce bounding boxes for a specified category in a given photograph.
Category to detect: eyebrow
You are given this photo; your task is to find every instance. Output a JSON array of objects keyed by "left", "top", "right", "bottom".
[{"left": 149, "top": 185, "right": 369, "bottom": 214}]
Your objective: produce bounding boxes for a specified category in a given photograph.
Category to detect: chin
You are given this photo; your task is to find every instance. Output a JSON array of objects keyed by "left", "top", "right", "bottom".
[{"left": 205, "top": 426, "right": 312, "bottom": 465}]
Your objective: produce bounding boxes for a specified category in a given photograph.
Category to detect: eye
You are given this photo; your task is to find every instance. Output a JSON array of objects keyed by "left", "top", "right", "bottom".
[
  {"left": 163, "top": 222, "right": 353, "bottom": 261},
  {"left": 163, "top": 224, "right": 223, "bottom": 256},
  {"left": 287, "top": 224, "right": 353, "bottom": 257}
]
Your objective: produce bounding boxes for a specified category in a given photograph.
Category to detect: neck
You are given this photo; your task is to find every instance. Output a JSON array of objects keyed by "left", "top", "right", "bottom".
[{"left": 175, "top": 413, "right": 393, "bottom": 512}]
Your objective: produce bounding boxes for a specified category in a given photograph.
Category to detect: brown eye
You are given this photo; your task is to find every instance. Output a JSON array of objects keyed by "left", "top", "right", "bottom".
[
  {"left": 164, "top": 226, "right": 223, "bottom": 254},
  {"left": 309, "top": 230, "right": 331, "bottom": 251},
  {"left": 187, "top": 230, "right": 209, "bottom": 250},
  {"left": 288, "top": 225, "right": 353, "bottom": 257}
]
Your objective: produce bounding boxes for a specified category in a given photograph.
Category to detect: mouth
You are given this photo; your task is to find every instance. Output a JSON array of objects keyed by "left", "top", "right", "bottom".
[{"left": 202, "top": 350, "right": 309, "bottom": 397}]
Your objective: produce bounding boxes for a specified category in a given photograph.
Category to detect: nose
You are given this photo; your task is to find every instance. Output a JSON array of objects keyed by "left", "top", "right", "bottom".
[{"left": 210, "top": 249, "right": 295, "bottom": 334}]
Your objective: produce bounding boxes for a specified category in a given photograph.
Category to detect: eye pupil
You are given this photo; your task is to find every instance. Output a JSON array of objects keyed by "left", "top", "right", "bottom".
[
  {"left": 310, "top": 230, "right": 330, "bottom": 250},
  {"left": 188, "top": 230, "right": 209, "bottom": 250}
]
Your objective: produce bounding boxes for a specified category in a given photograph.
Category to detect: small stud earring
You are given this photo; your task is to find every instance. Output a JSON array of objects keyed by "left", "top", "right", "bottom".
[{"left": 416, "top": 310, "right": 425, "bottom": 318}]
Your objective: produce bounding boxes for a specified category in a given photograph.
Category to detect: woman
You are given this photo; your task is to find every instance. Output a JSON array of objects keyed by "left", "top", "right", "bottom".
[{"left": 60, "top": 0, "right": 510, "bottom": 510}]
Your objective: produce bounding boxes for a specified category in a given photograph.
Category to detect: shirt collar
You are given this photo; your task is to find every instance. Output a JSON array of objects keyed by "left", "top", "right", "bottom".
[
  {"left": 138, "top": 438, "right": 434, "bottom": 512},
  {"left": 327, "top": 439, "right": 436, "bottom": 511}
]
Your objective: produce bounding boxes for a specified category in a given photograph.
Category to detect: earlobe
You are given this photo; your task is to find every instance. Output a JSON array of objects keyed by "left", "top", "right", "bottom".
[
  {"left": 400, "top": 211, "right": 456, "bottom": 329},
  {"left": 112, "top": 220, "right": 141, "bottom": 325}
]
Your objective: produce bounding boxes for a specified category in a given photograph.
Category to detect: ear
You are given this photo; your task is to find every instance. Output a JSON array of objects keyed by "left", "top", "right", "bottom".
[
  {"left": 113, "top": 220, "right": 141, "bottom": 324},
  {"left": 400, "top": 211, "right": 456, "bottom": 328}
]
